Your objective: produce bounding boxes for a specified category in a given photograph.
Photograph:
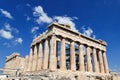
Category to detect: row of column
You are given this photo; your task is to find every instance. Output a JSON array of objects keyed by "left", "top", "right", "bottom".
[
  {"left": 25, "top": 35, "right": 56, "bottom": 72},
  {"left": 60, "top": 38, "right": 109, "bottom": 74},
  {"left": 25, "top": 35, "right": 109, "bottom": 74}
]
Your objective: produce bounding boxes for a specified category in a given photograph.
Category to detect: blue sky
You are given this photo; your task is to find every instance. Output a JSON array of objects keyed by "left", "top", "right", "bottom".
[{"left": 0, "top": 0, "right": 120, "bottom": 72}]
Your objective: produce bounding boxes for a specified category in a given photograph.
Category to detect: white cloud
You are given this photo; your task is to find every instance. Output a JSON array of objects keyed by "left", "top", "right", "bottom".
[
  {"left": 33, "top": 5, "right": 78, "bottom": 32},
  {"left": 0, "top": 9, "right": 13, "bottom": 19},
  {"left": 54, "top": 16, "right": 77, "bottom": 31},
  {"left": 33, "top": 6, "right": 53, "bottom": 24},
  {"left": 82, "top": 26, "right": 96, "bottom": 38},
  {"left": 15, "top": 38, "right": 23, "bottom": 44},
  {"left": 0, "top": 29, "right": 14, "bottom": 39},
  {"left": 4, "top": 23, "right": 19, "bottom": 33},
  {"left": 0, "top": 24, "right": 21, "bottom": 46},
  {"left": 4, "top": 23, "right": 12, "bottom": 31},
  {"left": 31, "top": 27, "right": 39, "bottom": 33},
  {"left": 31, "top": 27, "right": 39, "bottom": 38}
]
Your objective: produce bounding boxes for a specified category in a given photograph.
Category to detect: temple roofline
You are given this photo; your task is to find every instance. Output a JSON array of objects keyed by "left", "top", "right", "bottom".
[{"left": 48, "top": 22, "right": 107, "bottom": 46}]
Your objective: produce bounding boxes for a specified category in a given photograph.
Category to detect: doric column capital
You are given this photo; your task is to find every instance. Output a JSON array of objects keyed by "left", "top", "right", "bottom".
[{"left": 34, "top": 44, "right": 37, "bottom": 50}]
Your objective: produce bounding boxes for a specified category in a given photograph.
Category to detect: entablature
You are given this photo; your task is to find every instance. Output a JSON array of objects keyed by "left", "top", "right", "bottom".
[{"left": 31, "top": 22, "right": 107, "bottom": 51}]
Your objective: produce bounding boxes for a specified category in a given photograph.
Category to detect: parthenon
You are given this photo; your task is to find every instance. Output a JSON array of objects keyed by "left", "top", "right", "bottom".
[
  {"left": 4, "top": 22, "right": 111, "bottom": 80},
  {"left": 24, "top": 22, "right": 109, "bottom": 73}
]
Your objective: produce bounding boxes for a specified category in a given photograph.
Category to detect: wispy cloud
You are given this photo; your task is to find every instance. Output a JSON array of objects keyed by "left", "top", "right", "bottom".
[
  {"left": 0, "top": 9, "right": 13, "bottom": 19},
  {"left": 109, "top": 65, "right": 120, "bottom": 73},
  {"left": 33, "top": 5, "right": 78, "bottom": 32},
  {"left": 81, "top": 25, "right": 96, "bottom": 38},
  {"left": 4, "top": 23, "right": 19, "bottom": 33},
  {"left": 33, "top": 6, "right": 53, "bottom": 24},
  {"left": 15, "top": 38, "right": 23, "bottom": 44},
  {"left": 4, "top": 23, "right": 12, "bottom": 31},
  {"left": 0, "top": 29, "right": 14, "bottom": 39},
  {"left": 31, "top": 26, "right": 39, "bottom": 33},
  {"left": 0, "top": 23, "right": 23, "bottom": 46},
  {"left": 54, "top": 16, "right": 77, "bottom": 31},
  {"left": 26, "top": 16, "right": 31, "bottom": 21},
  {"left": 26, "top": 3, "right": 31, "bottom": 7},
  {"left": 3, "top": 42, "right": 11, "bottom": 47},
  {"left": 31, "top": 26, "right": 39, "bottom": 38}
]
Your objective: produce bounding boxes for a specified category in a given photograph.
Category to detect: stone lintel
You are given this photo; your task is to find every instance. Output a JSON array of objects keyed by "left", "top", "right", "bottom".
[
  {"left": 49, "top": 22, "right": 107, "bottom": 46},
  {"left": 31, "top": 23, "right": 107, "bottom": 51},
  {"left": 53, "top": 27, "right": 106, "bottom": 51},
  {"left": 6, "top": 52, "right": 20, "bottom": 62},
  {"left": 30, "top": 30, "right": 53, "bottom": 47}
]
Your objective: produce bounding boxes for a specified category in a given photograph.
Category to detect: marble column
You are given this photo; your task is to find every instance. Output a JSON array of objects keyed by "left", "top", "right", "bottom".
[
  {"left": 79, "top": 44, "right": 85, "bottom": 72},
  {"left": 60, "top": 38, "right": 66, "bottom": 70},
  {"left": 98, "top": 50, "right": 104, "bottom": 73},
  {"left": 49, "top": 34, "right": 57, "bottom": 71},
  {"left": 70, "top": 41, "right": 76, "bottom": 71},
  {"left": 28, "top": 47, "right": 33, "bottom": 71},
  {"left": 86, "top": 46, "right": 92, "bottom": 72},
  {"left": 37, "top": 42, "right": 43, "bottom": 70},
  {"left": 32, "top": 45, "right": 38, "bottom": 71},
  {"left": 93, "top": 48, "right": 99, "bottom": 73},
  {"left": 43, "top": 39, "right": 49, "bottom": 69},
  {"left": 103, "top": 52, "right": 109, "bottom": 74},
  {"left": 24, "top": 55, "right": 29, "bottom": 72}
]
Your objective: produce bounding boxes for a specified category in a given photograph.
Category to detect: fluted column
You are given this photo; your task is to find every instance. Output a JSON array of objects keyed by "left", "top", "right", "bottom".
[
  {"left": 103, "top": 52, "right": 109, "bottom": 74},
  {"left": 49, "top": 34, "right": 57, "bottom": 70},
  {"left": 60, "top": 38, "right": 66, "bottom": 70},
  {"left": 32, "top": 45, "right": 38, "bottom": 71},
  {"left": 79, "top": 44, "right": 85, "bottom": 72},
  {"left": 98, "top": 50, "right": 104, "bottom": 73},
  {"left": 43, "top": 39, "right": 49, "bottom": 69},
  {"left": 86, "top": 46, "right": 92, "bottom": 72},
  {"left": 37, "top": 42, "right": 43, "bottom": 70},
  {"left": 28, "top": 47, "right": 33, "bottom": 71},
  {"left": 93, "top": 48, "right": 99, "bottom": 73},
  {"left": 70, "top": 41, "right": 76, "bottom": 71}
]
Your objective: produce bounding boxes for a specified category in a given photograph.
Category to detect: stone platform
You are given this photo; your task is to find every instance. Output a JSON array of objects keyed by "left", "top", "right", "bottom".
[{"left": 24, "top": 70, "right": 111, "bottom": 80}]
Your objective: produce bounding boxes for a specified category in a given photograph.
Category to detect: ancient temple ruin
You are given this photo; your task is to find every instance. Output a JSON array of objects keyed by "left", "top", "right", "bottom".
[
  {"left": 24, "top": 22, "right": 110, "bottom": 79},
  {"left": 4, "top": 22, "right": 111, "bottom": 80},
  {"left": 4, "top": 53, "right": 25, "bottom": 76}
]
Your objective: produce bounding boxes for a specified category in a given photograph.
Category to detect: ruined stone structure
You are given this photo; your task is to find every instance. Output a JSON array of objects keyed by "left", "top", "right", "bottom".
[
  {"left": 4, "top": 53, "right": 25, "bottom": 76},
  {"left": 4, "top": 23, "right": 112, "bottom": 80},
  {"left": 23, "top": 23, "right": 110, "bottom": 80}
]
